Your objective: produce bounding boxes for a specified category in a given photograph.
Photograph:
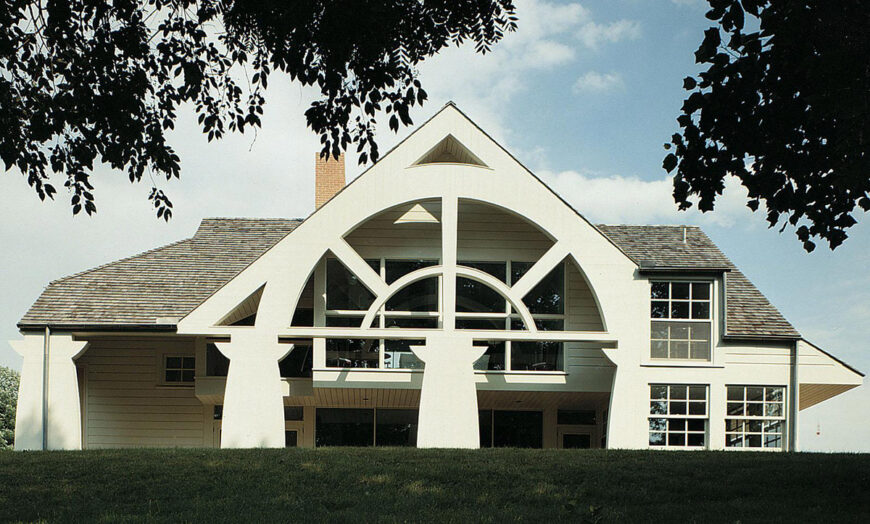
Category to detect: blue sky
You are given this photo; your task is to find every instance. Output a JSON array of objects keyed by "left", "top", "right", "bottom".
[{"left": 1, "top": 0, "right": 867, "bottom": 451}]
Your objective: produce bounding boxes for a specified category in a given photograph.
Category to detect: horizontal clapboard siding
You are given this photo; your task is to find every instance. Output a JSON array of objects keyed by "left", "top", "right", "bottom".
[
  {"left": 565, "top": 260, "right": 609, "bottom": 369},
  {"left": 78, "top": 338, "right": 205, "bottom": 449}
]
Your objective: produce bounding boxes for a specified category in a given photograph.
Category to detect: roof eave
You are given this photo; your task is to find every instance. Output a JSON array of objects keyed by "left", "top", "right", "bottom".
[
  {"left": 17, "top": 322, "right": 178, "bottom": 333},
  {"left": 638, "top": 266, "right": 732, "bottom": 275}
]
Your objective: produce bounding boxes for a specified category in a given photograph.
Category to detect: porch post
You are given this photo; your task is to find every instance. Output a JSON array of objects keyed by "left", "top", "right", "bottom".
[
  {"left": 215, "top": 333, "right": 288, "bottom": 448},
  {"left": 411, "top": 334, "right": 486, "bottom": 448},
  {"left": 11, "top": 332, "right": 88, "bottom": 450}
]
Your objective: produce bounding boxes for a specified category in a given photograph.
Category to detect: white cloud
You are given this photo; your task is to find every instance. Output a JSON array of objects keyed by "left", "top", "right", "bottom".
[
  {"left": 572, "top": 71, "right": 623, "bottom": 92},
  {"left": 537, "top": 169, "right": 755, "bottom": 227},
  {"left": 576, "top": 19, "right": 641, "bottom": 49}
]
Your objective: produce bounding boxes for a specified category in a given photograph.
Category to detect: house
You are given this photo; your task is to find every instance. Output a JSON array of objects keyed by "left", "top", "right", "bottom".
[{"left": 11, "top": 103, "right": 862, "bottom": 451}]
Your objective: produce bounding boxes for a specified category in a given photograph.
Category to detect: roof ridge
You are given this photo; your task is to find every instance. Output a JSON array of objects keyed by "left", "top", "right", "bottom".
[{"left": 47, "top": 237, "right": 194, "bottom": 285}]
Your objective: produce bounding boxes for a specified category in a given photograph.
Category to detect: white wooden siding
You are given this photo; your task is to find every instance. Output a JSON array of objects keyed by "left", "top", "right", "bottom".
[{"left": 77, "top": 338, "right": 205, "bottom": 448}]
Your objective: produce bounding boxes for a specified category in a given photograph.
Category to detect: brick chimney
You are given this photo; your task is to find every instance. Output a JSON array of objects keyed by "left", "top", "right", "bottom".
[{"left": 315, "top": 153, "right": 345, "bottom": 209}]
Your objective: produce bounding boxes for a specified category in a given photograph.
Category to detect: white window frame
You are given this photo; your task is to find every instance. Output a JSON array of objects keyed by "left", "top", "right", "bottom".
[
  {"left": 648, "top": 384, "right": 709, "bottom": 449},
  {"left": 649, "top": 280, "right": 714, "bottom": 363},
  {"left": 724, "top": 385, "right": 787, "bottom": 451}
]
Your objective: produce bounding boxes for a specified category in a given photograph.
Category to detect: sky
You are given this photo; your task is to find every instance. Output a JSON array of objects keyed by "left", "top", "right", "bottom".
[{"left": 1, "top": 0, "right": 867, "bottom": 451}]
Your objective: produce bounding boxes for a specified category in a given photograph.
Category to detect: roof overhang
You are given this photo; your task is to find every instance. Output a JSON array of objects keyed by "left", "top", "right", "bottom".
[
  {"left": 637, "top": 266, "right": 731, "bottom": 275},
  {"left": 18, "top": 323, "right": 178, "bottom": 333}
]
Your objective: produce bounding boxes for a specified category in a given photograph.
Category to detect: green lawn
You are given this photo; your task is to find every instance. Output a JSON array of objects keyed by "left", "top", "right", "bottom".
[{"left": 0, "top": 448, "right": 868, "bottom": 523}]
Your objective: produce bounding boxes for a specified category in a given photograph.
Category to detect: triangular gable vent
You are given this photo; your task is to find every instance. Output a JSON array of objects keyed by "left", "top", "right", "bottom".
[
  {"left": 394, "top": 202, "right": 441, "bottom": 224},
  {"left": 413, "top": 134, "right": 487, "bottom": 167},
  {"left": 217, "top": 284, "right": 265, "bottom": 326}
]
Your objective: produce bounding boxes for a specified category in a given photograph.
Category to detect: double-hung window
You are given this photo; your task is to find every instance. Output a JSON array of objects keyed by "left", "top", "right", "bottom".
[
  {"left": 650, "top": 281, "right": 712, "bottom": 361},
  {"left": 649, "top": 384, "right": 708, "bottom": 448},
  {"left": 725, "top": 386, "right": 786, "bottom": 449}
]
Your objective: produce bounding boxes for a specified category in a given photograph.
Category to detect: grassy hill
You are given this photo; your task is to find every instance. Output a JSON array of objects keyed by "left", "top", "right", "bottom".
[{"left": 1, "top": 448, "right": 868, "bottom": 522}]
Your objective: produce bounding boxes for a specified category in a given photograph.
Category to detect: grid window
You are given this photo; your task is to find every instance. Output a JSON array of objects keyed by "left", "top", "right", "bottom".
[
  {"left": 650, "top": 281, "right": 712, "bottom": 361},
  {"left": 725, "top": 386, "right": 786, "bottom": 449},
  {"left": 649, "top": 384, "right": 708, "bottom": 448},
  {"left": 164, "top": 356, "right": 195, "bottom": 383}
]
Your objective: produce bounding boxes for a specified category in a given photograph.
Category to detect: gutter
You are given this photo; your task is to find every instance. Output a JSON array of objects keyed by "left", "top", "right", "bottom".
[
  {"left": 637, "top": 266, "right": 731, "bottom": 275},
  {"left": 42, "top": 326, "right": 49, "bottom": 450},
  {"left": 18, "top": 323, "right": 177, "bottom": 332}
]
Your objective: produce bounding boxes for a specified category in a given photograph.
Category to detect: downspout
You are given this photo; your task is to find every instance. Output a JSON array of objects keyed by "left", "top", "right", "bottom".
[
  {"left": 42, "top": 326, "right": 50, "bottom": 450},
  {"left": 789, "top": 339, "right": 800, "bottom": 452}
]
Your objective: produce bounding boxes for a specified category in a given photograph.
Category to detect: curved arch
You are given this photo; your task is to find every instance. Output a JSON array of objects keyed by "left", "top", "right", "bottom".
[{"left": 360, "top": 265, "right": 538, "bottom": 333}]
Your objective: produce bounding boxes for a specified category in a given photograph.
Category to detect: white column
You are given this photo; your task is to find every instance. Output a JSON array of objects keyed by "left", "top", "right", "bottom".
[
  {"left": 605, "top": 367, "right": 649, "bottom": 449},
  {"left": 10, "top": 335, "right": 44, "bottom": 450},
  {"left": 411, "top": 334, "right": 486, "bottom": 448},
  {"left": 11, "top": 332, "right": 88, "bottom": 450},
  {"left": 215, "top": 332, "right": 288, "bottom": 448},
  {"left": 441, "top": 196, "right": 458, "bottom": 329}
]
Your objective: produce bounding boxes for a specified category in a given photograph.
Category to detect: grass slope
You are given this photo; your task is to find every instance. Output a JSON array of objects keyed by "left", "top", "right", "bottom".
[{"left": 1, "top": 448, "right": 868, "bottom": 523}]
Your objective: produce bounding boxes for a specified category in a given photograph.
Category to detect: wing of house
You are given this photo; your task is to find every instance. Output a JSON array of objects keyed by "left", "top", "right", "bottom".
[{"left": 11, "top": 103, "right": 862, "bottom": 451}]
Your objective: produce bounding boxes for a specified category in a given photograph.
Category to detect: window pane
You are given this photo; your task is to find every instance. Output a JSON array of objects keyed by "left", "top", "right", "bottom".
[
  {"left": 493, "top": 410, "right": 543, "bottom": 448},
  {"left": 516, "top": 263, "right": 564, "bottom": 314},
  {"left": 765, "top": 420, "right": 783, "bottom": 434},
  {"left": 671, "top": 302, "right": 690, "bottom": 319},
  {"left": 166, "top": 357, "right": 182, "bottom": 369},
  {"left": 668, "top": 419, "right": 685, "bottom": 431},
  {"left": 670, "top": 341, "right": 689, "bottom": 359},
  {"left": 689, "top": 323, "right": 711, "bottom": 342},
  {"left": 479, "top": 410, "right": 493, "bottom": 448},
  {"left": 651, "top": 322, "right": 669, "bottom": 339},
  {"left": 689, "top": 401, "right": 706, "bottom": 415},
  {"left": 460, "top": 261, "right": 507, "bottom": 282},
  {"left": 651, "top": 302, "right": 669, "bottom": 319},
  {"left": 748, "top": 420, "right": 763, "bottom": 433},
  {"left": 686, "top": 433, "right": 705, "bottom": 447},
  {"left": 457, "top": 318, "right": 505, "bottom": 330},
  {"left": 765, "top": 403, "right": 783, "bottom": 417},
  {"left": 691, "top": 302, "right": 710, "bottom": 319},
  {"left": 672, "top": 283, "right": 690, "bottom": 299},
  {"left": 747, "top": 387, "right": 764, "bottom": 401},
  {"left": 690, "top": 342, "right": 710, "bottom": 360},
  {"left": 181, "top": 370, "right": 195, "bottom": 382},
  {"left": 747, "top": 403, "right": 764, "bottom": 417},
  {"left": 285, "top": 430, "right": 298, "bottom": 447},
  {"left": 325, "top": 316, "right": 362, "bottom": 327},
  {"left": 727, "top": 402, "right": 745, "bottom": 416},
  {"left": 651, "top": 282, "right": 669, "bottom": 299},
  {"left": 326, "top": 259, "right": 376, "bottom": 310},
  {"left": 667, "top": 433, "right": 686, "bottom": 446},
  {"left": 376, "top": 409, "right": 419, "bottom": 447},
  {"left": 325, "top": 338, "right": 379, "bottom": 368},
  {"left": 765, "top": 387, "right": 784, "bottom": 402},
  {"left": 764, "top": 435, "right": 782, "bottom": 448},
  {"left": 725, "top": 419, "right": 743, "bottom": 432},
  {"left": 650, "top": 385, "right": 668, "bottom": 400},
  {"left": 510, "top": 261, "right": 532, "bottom": 284},
  {"left": 385, "top": 317, "right": 438, "bottom": 329},
  {"left": 385, "top": 259, "right": 437, "bottom": 284},
  {"left": 284, "top": 406, "right": 304, "bottom": 421},
  {"left": 651, "top": 340, "right": 668, "bottom": 359},
  {"left": 315, "top": 408, "right": 374, "bottom": 447},
  {"left": 384, "top": 339, "right": 425, "bottom": 369},
  {"left": 165, "top": 370, "right": 181, "bottom": 382},
  {"left": 512, "top": 341, "right": 563, "bottom": 371},
  {"left": 670, "top": 386, "right": 688, "bottom": 400},
  {"left": 457, "top": 277, "right": 505, "bottom": 313},
  {"left": 727, "top": 386, "right": 744, "bottom": 401},
  {"left": 649, "top": 418, "right": 667, "bottom": 432},
  {"left": 726, "top": 434, "right": 743, "bottom": 448},
  {"left": 669, "top": 401, "right": 687, "bottom": 415},
  {"left": 691, "top": 283, "right": 710, "bottom": 300},
  {"left": 386, "top": 277, "right": 438, "bottom": 312},
  {"left": 473, "top": 341, "right": 506, "bottom": 371},
  {"left": 557, "top": 410, "right": 596, "bottom": 425},
  {"left": 689, "top": 386, "right": 706, "bottom": 400},
  {"left": 182, "top": 357, "right": 195, "bottom": 369},
  {"left": 671, "top": 324, "right": 690, "bottom": 339},
  {"left": 649, "top": 432, "right": 666, "bottom": 446},
  {"left": 747, "top": 434, "right": 762, "bottom": 447}
]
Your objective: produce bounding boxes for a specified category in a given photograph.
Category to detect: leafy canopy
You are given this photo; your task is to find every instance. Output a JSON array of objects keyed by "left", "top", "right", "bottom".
[
  {"left": 664, "top": 0, "right": 869, "bottom": 252},
  {"left": 0, "top": 0, "right": 517, "bottom": 219}
]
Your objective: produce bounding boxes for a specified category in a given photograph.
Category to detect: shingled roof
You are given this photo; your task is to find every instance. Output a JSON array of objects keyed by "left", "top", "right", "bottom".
[{"left": 18, "top": 219, "right": 799, "bottom": 338}]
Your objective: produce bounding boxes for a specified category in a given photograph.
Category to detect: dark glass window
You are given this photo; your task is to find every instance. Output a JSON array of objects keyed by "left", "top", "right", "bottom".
[
  {"left": 512, "top": 262, "right": 564, "bottom": 314},
  {"left": 456, "top": 261, "right": 507, "bottom": 313},
  {"left": 284, "top": 406, "right": 304, "bottom": 421},
  {"left": 285, "top": 430, "right": 298, "bottom": 447},
  {"left": 493, "top": 411, "right": 543, "bottom": 448},
  {"left": 315, "top": 408, "right": 374, "bottom": 447},
  {"left": 213, "top": 405, "right": 223, "bottom": 420},
  {"left": 206, "top": 343, "right": 229, "bottom": 377},
  {"left": 473, "top": 341, "right": 506, "bottom": 371},
  {"left": 385, "top": 260, "right": 438, "bottom": 312},
  {"left": 557, "top": 410, "right": 596, "bottom": 425},
  {"left": 383, "top": 318, "right": 435, "bottom": 369},
  {"left": 510, "top": 320, "right": 563, "bottom": 371},
  {"left": 375, "top": 409, "right": 419, "bottom": 446},
  {"left": 562, "top": 433, "right": 592, "bottom": 449},
  {"left": 324, "top": 317, "right": 378, "bottom": 368},
  {"left": 326, "top": 259, "right": 378, "bottom": 310},
  {"left": 165, "top": 356, "right": 195, "bottom": 383},
  {"left": 279, "top": 343, "right": 312, "bottom": 378},
  {"left": 291, "top": 308, "right": 314, "bottom": 327},
  {"left": 479, "top": 410, "right": 493, "bottom": 448}
]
